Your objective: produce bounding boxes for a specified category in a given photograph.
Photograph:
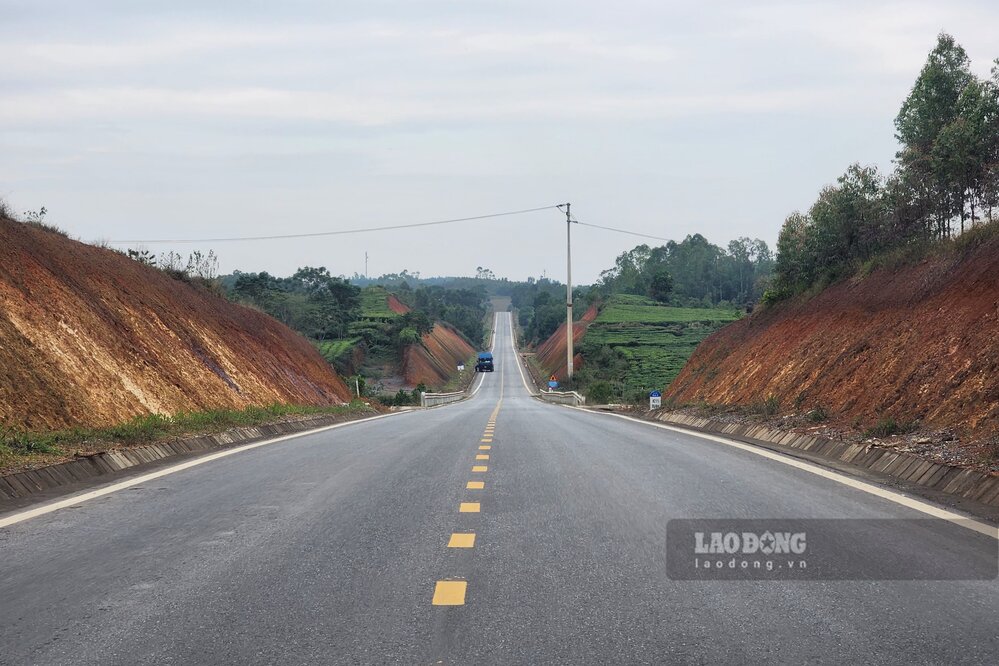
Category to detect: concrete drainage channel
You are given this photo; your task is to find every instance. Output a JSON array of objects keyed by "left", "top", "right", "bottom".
[
  {"left": 0, "top": 412, "right": 387, "bottom": 507},
  {"left": 629, "top": 409, "right": 999, "bottom": 513}
]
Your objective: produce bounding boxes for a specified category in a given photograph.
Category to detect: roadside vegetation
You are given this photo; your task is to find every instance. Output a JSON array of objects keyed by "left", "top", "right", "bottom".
[
  {"left": 766, "top": 33, "right": 999, "bottom": 304},
  {"left": 0, "top": 402, "right": 374, "bottom": 473},
  {"left": 572, "top": 295, "right": 740, "bottom": 403}
]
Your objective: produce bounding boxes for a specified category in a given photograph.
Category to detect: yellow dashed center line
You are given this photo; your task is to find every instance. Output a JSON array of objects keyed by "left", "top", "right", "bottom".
[
  {"left": 448, "top": 533, "right": 476, "bottom": 548},
  {"left": 432, "top": 580, "right": 467, "bottom": 605},
  {"left": 434, "top": 359, "right": 505, "bottom": 607}
]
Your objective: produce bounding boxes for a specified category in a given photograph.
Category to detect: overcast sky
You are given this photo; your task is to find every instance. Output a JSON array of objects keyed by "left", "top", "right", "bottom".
[{"left": 2, "top": 1, "right": 997, "bottom": 283}]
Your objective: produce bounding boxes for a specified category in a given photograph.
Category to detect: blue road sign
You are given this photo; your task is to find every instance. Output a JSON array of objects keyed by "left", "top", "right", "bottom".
[{"left": 649, "top": 390, "right": 662, "bottom": 397}]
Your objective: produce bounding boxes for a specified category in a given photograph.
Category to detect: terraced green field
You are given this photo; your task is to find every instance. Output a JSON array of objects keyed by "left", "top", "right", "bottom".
[
  {"left": 581, "top": 295, "right": 740, "bottom": 394},
  {"left": 316, "top": 338, "right": 361, "bottom": 364},
  {"left": 360, "top": 286, "right": 398, "bottom": 319}
]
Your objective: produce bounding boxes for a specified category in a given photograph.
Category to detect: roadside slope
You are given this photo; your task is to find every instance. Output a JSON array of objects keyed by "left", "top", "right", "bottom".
[
  {"left": 0, "top": 218, "right": 352, "bottom": 431},
  {"left": 666, "top": 231, "right": 999, "bottom": 443}
]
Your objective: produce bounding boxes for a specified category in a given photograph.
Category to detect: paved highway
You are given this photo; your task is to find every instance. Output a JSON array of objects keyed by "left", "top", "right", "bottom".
[{"left": 1, "top": 313, "right": 997, "bottom": 664}]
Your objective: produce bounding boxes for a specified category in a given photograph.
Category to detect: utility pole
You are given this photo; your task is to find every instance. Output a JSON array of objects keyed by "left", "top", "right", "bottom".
[
  {"left": 364, "top": 251, "right": 369, "bottom": 279},
  {"left": 560, "top": 202, "right": 575, "bottom": 380}
]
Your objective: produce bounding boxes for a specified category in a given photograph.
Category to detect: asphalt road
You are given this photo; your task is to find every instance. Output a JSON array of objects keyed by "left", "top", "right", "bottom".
[{"left": 1, "top": 313, "right": 997, "bottom": 665}]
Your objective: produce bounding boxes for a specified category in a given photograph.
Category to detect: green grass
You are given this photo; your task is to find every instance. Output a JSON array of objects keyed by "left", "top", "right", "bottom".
[
  {"left": 316, "top": 338, "right": 361, "bottom": 364},
  {"left": 360, "top": 286, "right": 399, "bottom": 319},
  {"left": 579, "top": 295, "right": 740, "bottom": 395},
  {"left": 0, "top": 402, "right": 373, "bottom": 471}
]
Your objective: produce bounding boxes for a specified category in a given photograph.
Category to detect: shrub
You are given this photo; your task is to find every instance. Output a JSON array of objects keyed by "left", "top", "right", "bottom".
[
  {"left": 586, "top": 381, "right": 614, "bottom": 405},
  {"left": 808, "top": 405, "right": 829, "bottom": 422},
  {"left": 763, "top": 394, "right": 780, "bottom": 416},
  {"left": 864, "top": 416, "right": 918, "bottom": 438}
]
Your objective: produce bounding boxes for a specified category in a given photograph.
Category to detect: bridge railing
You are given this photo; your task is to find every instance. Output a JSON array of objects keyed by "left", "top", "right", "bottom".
[
  {"left": 420, "top": 391, "right": 466, "bottom": 408},
  {"left": 538, "top": 390, "right": 586, "bottom": 407}
]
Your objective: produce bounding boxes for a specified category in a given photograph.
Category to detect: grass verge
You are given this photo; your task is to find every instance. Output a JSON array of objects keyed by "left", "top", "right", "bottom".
[{"left": 0, "top": 401, "right": 375, "bottom": 474}]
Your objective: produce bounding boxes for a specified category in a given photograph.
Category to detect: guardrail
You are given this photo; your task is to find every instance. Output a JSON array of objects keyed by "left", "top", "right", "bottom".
[
  {"left": 420, "top": 391, "right": 466, "bottom": 408},
  {"left": 538, "top": 390, "right": 586, "bottom": 406}
]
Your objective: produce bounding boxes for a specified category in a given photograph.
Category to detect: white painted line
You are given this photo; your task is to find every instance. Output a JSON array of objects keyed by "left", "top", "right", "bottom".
[
  {"left": 506, "top": 312, "right": 536, "bottom": 395},
  {"left": 467, "top": 312, "right": 499, "bottom": 399},
  {"left": 584, "top": 409, "right": 999, "bottom": 540},
  {"left": 0, "top": 410, "right": 408, "bottom": 530}
]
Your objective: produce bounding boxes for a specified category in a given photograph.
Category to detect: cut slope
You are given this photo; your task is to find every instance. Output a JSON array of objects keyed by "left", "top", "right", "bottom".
[
  {"left": 535, "top": 303, "right": 599, "bottom": 380},
  {"left": 402, "top": 322, "right": 476, "bottom": 387},
  {"left": 0, "top": 218, "right": 352, "bottom": 431},
  {"left": 666, "top": 232, "right": 999, "bottom": 439}
]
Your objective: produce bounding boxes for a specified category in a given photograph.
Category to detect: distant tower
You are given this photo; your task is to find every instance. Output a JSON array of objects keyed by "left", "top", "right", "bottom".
[{"left": 365, "top": 251, "right": 369, "bottom": 279}]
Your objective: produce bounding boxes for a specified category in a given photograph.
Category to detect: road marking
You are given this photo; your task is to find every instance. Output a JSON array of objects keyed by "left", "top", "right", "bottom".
[
  {"left": 481, "top": 438, "right": 492, "bottom": 443},
  {"left": 0, "top": 410, "right": 410, "bottom": 530},
  {"left": 478, "top": 445, "right": 491, "bottom": 450},
  {"left": 448, "top": 533, "right": 476, "bottom": 548},
  {"left": 466, "top": 481, "right": 484, "bottom": 489},
  {"left": 508, "top": 318, "right": 536, "bottom": 394},
  {"left": 459, "top": 502, "right": 480, "bottom": 513},
  {"left": 476, "top": 454, "right": 489, "bottom": 460},
  {"left": 432, "top": 580, "right": 467, "bottom": 605},
  {"left": 472, "top": 465, "right": 488, "bottom": 472},
  {"left": 589, "top": 410, "right": 999, "bottom": 540}
]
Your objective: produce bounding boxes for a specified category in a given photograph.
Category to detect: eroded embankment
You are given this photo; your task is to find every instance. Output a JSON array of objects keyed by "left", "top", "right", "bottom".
[
  {"left": 0, "top": 218, "right": 352, "bottom": 431},
  {"left": 666, "top": 231, "right": 999, "bottom": 452}
]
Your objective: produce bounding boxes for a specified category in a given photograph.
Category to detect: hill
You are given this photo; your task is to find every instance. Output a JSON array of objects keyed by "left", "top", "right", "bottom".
[
  {"left": 666, "top": 226, "right": 999, "bottom": 445},
  {"left": 533, "top": 295, "right": 740, "bottom": 399},
  {"left": 0, "top": 217, "right": 353, "bottom": 432}
]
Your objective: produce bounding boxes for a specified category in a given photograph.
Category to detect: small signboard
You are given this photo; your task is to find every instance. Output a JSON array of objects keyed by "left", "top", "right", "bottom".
[
  {"left": 457, "top": 363, "right": 465, "bottom": 372},
  {"left": 548, "top": 380, "right": 559, "bottom": 389},
  {"left": 649, "top": 390, "right": 662, "bottom": 409}
]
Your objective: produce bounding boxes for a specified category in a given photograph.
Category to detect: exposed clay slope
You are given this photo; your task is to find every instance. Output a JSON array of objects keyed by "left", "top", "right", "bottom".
[
  {"left": 666, "top": 233, "right": 999, "bottom": 439},
  {"left": 384, "top": 295, "right": 476, "bottom": 387},
  {"left": 535, "top": 304, "right": 599, "bottom": 380},
  {"left": 0, "top": 218, "right": 352, "bottom": 431},
  {"left": 403, "top": 323, "right": 476, "bottom": 387}
]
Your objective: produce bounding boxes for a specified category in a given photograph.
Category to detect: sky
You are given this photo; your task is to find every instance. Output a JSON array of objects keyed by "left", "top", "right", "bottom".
[{"left": 2, "top": 1, "right": 998, "bottom": 284}]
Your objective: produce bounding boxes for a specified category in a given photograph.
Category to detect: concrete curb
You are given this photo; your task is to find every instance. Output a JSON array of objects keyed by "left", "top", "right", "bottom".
[
  {"left": 638, "top": 410, "right": 999, "bottom": 509},
  {"left": 0, "top": 413, "right": 374, "bottom": 504}
]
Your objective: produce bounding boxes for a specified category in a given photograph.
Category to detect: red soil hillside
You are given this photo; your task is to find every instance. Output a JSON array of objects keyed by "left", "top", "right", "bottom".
[
  {"left": 666, "top": 232, "right": 999, "bottom": 440},
  {"left": 535, "top": 304, "right": 599, "bottom": 380},
  {"left": 386, "top": 293, "right": 409, "bottom": 314},
  {"left": 0, "top": 218, "right": 352, "bottom": 432},
  {"left": 403, "top": 323, "right": 476, "bottom": 387},
  {"left": 385, "top": 294, "right": 476, "bottom": 386}
]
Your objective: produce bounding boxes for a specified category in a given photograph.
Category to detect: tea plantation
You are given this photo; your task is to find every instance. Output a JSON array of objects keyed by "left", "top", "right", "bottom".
[{"left": 579, "top": 294, "right": 740, "bottom": 396}]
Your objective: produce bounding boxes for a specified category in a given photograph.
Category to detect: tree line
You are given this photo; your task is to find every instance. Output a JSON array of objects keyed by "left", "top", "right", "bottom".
[
  {"left": 596, "top": 235, "right": 774, "bottom": 307},
  {"left": 769, "top": 34, "right": 999, "bottom": 302}
]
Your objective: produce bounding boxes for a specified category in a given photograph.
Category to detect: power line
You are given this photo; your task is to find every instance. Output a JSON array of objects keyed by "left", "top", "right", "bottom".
[
  {"left": 110, "top": 204, "right": 562, "bottom": 244},
  {"left": 574, "top": 220, "right": 671, "bottom": 242}
]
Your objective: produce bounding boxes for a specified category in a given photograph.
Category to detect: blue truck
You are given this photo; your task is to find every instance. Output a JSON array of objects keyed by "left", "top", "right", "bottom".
[{"left": 475, "top": 351, "right": 494, "bottom": 372}]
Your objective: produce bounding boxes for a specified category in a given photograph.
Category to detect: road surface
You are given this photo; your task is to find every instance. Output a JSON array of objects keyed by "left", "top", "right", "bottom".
[{"left": 1, "top": 313, "right": 997, "bottom": 664}]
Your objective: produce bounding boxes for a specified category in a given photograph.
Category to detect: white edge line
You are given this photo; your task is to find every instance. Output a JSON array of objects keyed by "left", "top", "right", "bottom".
[
  {"left": 577, "top": 408, "right": 999, "bottom": 540},
  {"left": 467, "top": 311, "right": 498, "bottom": 399},
  {"left": 0, "top": 410, "right": 408, "bottom": 530},
  {"left": 507, "top": 312, "right": 537, "bottom": 395}
]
